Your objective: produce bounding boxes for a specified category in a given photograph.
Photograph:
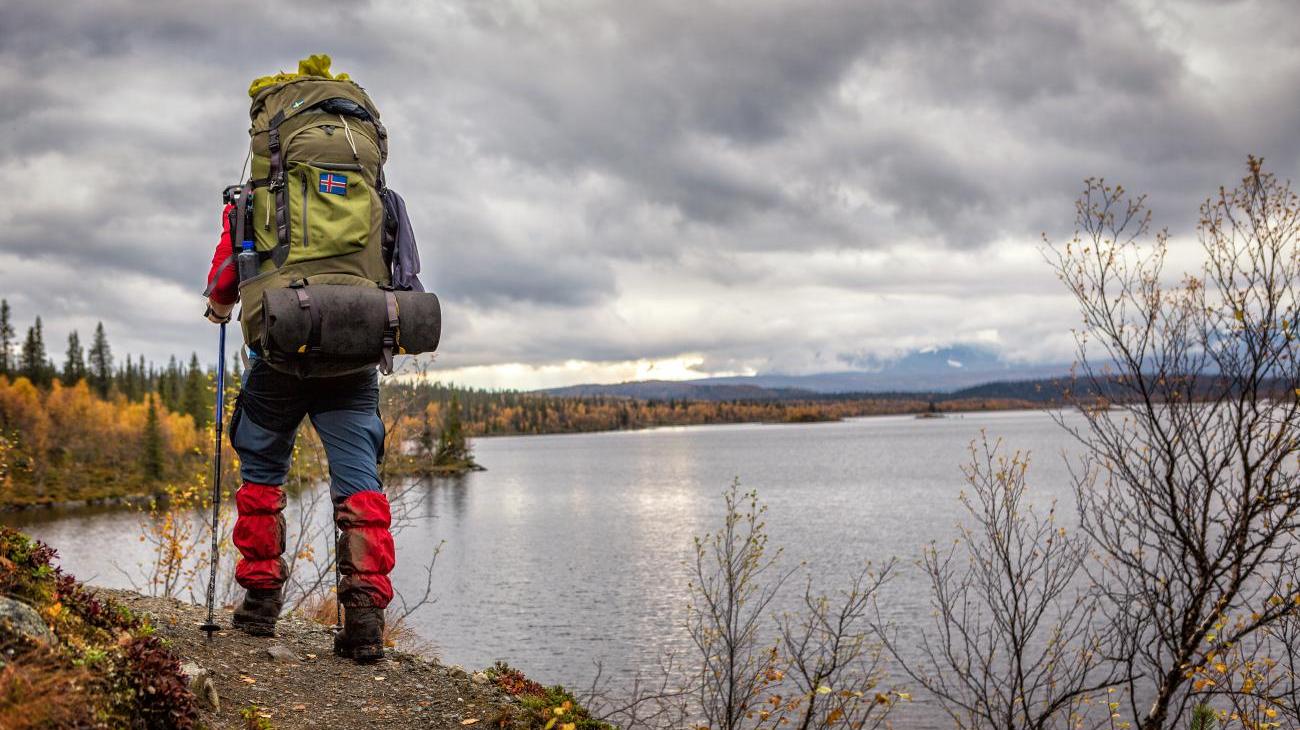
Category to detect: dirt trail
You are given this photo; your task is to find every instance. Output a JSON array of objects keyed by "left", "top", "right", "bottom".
[{"left": 99, "top": 589, "right": 517, "bottom": 729}]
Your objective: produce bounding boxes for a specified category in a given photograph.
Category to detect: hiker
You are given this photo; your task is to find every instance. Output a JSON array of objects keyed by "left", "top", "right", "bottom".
[{"left": 203, "top": 55, "right": 436, "bottom": 662}]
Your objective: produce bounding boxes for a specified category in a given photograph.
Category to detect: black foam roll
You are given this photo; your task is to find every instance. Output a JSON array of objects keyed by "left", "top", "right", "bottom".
[{"left": 261, "top": 285, "right": 441, "bottom": 358}]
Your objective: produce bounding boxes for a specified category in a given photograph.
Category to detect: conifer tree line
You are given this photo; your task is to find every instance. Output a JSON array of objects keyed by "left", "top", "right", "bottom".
[{"left": 0, "top": 299, "right": 219, "bottom": 429}]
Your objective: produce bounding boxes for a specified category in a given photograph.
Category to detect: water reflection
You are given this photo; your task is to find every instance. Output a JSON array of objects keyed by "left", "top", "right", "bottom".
[{"left": 397, "top": 473, "right": 472, "bottom": 523}]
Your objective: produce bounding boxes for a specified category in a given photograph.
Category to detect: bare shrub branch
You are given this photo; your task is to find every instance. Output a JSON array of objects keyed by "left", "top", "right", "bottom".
[
  {"left": 881, "top": 432, "right": 1117, "bottom": 729},
  {"left": 1045, "top": 159, "right": 1300, "bottom": 729},
  {"left": 686, "top": 481, "right": 795, "bottom": 730},
  {"left": 774, "top": 562, "right": 898, "bottom": 730}
]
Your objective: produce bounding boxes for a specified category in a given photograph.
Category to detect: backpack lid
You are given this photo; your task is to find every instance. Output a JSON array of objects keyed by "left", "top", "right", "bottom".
[
  {"left": 247, "top": 54, "right": 381, "bottom": 134},
  {"left": 249, "top": 77, "right": 381, "bottom": 133},
  {"left": 248, "top": 53, "right": 349, "bottom": 98}
]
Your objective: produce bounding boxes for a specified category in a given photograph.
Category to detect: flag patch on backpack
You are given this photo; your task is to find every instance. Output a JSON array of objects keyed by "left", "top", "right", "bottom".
[{"left": 319, "top": 173, "right": 348, "bottom": 195}]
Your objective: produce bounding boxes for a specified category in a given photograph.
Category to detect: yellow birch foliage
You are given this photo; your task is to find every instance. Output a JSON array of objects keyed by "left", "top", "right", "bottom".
[{"left": 0, "top": 376, "right": 205, "bottom": 505}]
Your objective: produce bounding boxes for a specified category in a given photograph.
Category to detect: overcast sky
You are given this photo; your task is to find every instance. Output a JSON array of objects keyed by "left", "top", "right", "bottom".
[{"left": 1, "top": 0, "right": 1297, "bottom": 389}]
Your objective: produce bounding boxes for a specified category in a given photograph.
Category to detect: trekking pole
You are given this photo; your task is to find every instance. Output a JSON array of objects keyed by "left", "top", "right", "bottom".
[
  {"left": 334, "top": 525, "right": 343, "bottom": 633},
  {"left": 200, "top": 322, "right": 228, "bottom": 640}
]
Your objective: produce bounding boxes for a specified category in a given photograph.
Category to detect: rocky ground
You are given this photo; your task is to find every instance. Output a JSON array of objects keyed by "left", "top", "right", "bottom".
[{"left": 99, "top": 589, "right": 521, "bottom": 730}]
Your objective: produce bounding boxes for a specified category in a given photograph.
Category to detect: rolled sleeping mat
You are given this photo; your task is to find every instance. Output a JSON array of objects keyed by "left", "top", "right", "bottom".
[{"left": 261, "top": 284, "right": 441, "bottom": 361}]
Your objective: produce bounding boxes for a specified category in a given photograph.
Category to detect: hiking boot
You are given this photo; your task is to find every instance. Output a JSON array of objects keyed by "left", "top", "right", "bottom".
[
  {"left": 333, "top": 605, "right": 385, "bottom": 662},
  {"left": 232, "top": 588, "right": 282, "bottom": 637}
]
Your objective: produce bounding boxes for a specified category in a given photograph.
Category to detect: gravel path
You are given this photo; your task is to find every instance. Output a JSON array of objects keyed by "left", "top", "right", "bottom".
[{"left": 98, "top": 589, "right": 518, "bottom": 729}]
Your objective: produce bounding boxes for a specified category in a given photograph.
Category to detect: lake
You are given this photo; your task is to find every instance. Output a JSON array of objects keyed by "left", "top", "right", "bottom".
[{"left": 3, "top": 408, "right": 1090, "bottom": 727}]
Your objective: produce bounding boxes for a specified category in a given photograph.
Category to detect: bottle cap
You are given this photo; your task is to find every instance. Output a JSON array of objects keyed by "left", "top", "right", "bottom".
[{"left": 242, "top": 240, "right": 254, "bottom": 251}]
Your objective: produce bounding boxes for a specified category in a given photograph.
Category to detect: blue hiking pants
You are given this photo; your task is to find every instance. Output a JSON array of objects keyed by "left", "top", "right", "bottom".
[{"left": 229, "top": 357, "right": 386, "bottom": 501}]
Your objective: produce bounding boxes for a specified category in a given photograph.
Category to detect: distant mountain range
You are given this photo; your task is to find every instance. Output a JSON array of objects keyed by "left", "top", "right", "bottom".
[
  {"left": 541, "top": 380, "right": 816, "bottom": 401},
  {"left": 539, "top": 345, "right": 1074, "bottom": 401}
]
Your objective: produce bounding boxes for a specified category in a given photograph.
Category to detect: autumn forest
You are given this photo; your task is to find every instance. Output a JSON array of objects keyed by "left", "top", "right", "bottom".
[{"left": 0, "top": 299, "right": 1036, "bottom": 508}]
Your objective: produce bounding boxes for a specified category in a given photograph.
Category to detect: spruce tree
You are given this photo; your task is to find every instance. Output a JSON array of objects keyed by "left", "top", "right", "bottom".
[
  {"left": 62, "top": 331, "right": 86, "bottom": 385},
  {"left": 130, "top": 356, "right": 143, "bottom": 400},
  {"left": 171, "top": 356, "right": 183, "bottom": 411},
  {"left": 158, "top": 356, "right": 177, "bottom": 411},
  {"left": 419, "top": 407, "right": 436, "bottom": 458},
  {"left": 182, "top": 352, "right": 209, "bottom": 429},
  {"left": 120, "top": 357, "right": 134, "bottom": 400},
  {"left": 0, "top": 299, "right": 13, "bottom": 377},
  {"left": 434, "top": 393, "right": 474, "bottom": 467},
  {"left": 19, "top": 317, "right": 52, "bottom": 387},
  {"left": 141, "top": 394, "right": 164, "bottom": 481},
  {"left": 88, "top": 322, "right": 113, "bottom": 398},
  {"left": 122, "top": 354, "right": 145, "bottom": 402}
]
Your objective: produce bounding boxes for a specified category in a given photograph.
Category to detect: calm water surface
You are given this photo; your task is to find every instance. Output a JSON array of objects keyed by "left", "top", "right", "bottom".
[{"left": 4, "top": 409, "right": 1089, "bottom": 727}]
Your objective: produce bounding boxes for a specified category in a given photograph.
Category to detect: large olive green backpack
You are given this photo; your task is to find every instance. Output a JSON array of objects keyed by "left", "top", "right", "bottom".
[{"left": 233, "top": 76, "right": 393, "bottom": 376}]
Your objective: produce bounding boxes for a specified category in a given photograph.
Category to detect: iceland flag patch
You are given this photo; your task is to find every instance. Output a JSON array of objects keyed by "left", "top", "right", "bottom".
[{"left": 319, "top": 173, "right": 348, "bottom": 196}]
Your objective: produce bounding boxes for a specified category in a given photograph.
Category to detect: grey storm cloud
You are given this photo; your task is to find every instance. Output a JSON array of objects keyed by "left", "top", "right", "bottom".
[{"left": 1, "top": 0, "right": 1298, "bottom": 382}]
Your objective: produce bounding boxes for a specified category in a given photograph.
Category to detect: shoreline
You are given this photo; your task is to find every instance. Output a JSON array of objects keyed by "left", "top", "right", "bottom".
[
  {"left": 466, "top": 400, "right": 1060, "bottom": 440},
  {"left": 0, "top": 492, "right": 159, "bottom": 514},
  {"left": 0, "top": 404, "right": 1057, "bottom": 514}
]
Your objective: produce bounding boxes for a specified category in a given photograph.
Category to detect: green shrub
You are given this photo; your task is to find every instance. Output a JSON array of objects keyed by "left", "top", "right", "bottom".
[{"left": 484, "top": 661, "right": 611, "bottom": 730}]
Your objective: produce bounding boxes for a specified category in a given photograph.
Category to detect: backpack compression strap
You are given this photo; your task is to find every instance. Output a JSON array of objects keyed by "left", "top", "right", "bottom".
[
  {"left": 267, "top": 110, "right": 292, "bottom": 268},
  {"left": 373, "top": 118, "right": 388, "bottom": 191},
  {"left": 380, "top": 290, "right": 399, "bottom": 375}
]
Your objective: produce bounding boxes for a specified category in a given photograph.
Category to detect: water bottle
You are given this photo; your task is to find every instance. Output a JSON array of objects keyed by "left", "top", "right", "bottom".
[{"left": 236, "top": 240, "right": 260, "bottom": 282}]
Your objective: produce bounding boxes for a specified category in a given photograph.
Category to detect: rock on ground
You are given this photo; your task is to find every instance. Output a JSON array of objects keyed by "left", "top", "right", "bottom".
[
  {"left": 180, "top": 661, "right": 221, "bottom": 712},
  {"left": 0, "top": 595, "right": 55, "bottom": 645},
  {"left": 264, "top": 644, "right": 300, "bottom": 663},
  {"left": 97, "top": 589, "right": 520, "bottom": 730}
]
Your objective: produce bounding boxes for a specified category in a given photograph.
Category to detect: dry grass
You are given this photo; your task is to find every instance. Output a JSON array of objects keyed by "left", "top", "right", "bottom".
[
  {"left": 299, "top": 591, "right": 341, "bottom": 628},
  {"left": 383, "top": 612, "right": 438, "bottom": 658},
  {"left": 0, "top": 644, "right": 96, "bottom": 729}
]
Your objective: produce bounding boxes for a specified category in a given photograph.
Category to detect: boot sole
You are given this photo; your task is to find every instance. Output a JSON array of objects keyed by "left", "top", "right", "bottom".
[
  {"left": 232, "top": 618, "right": 277, "bottom": 637},
  {"left": 333, "top": 643, "right": 385, "bottom": 663}
]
